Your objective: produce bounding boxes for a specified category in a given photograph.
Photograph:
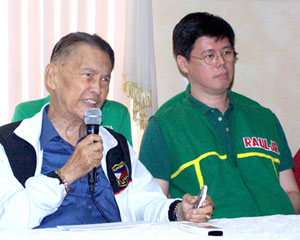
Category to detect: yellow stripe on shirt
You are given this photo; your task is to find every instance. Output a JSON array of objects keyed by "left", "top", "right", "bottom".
[
  {"left": 237, "top": 152, "right": 280, "bottom": 177},
  {"left": 171, "top": 151, "right": 227, "bottom": 190}
]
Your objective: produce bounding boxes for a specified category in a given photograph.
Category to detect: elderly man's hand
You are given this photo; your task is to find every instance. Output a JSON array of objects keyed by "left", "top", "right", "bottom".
[
  {"left": 177, "top": 194, "right": 214, "bottom": 222},
  {"left": 58, "top": 134, "right": 103, "bottom": 185}
]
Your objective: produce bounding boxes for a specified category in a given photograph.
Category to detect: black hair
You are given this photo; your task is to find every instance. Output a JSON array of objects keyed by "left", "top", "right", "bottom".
[
  {"left": 173, "top": 12, "right": 235, "bottom": 60},
  {"left": 50, "top": 32, "right": 115, "bottom": 69}
]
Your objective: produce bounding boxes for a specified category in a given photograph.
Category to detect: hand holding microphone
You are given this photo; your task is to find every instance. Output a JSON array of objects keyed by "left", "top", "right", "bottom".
[
  {"left": 84, "top": 108, "right": 111, "bottom": 222},
  {"left": 57, "top": 108, "right": 103, "bottom": 187}
]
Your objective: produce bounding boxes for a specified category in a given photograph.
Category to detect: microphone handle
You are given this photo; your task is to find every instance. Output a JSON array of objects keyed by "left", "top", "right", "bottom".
[
  {"left": 86, "top": 124, "right": 100, "bottom": 135},
  {"left": 86, "top": 124, "right": 100, "bottom": 193},
  {"left": 88, "top": 168, "right": 97, "bottom": 193}
]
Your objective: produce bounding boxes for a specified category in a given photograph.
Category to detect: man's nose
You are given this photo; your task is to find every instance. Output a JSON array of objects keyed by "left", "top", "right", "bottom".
[
  {"left": 215, "top": 52, "right": 226, "bottom": 66},
  {"left": 90, "top": 78, "right": 101, "bottom": 95}
]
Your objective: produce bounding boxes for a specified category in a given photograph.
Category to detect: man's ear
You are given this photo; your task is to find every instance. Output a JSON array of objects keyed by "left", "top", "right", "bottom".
[
  {"left": 176, "top": 55, "right": 189, "bottom": 74},
  {"left": 45, "top": 63, "right": 58, "bottom": 92}
]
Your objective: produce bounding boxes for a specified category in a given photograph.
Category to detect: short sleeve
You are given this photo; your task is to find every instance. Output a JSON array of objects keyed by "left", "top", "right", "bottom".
[
  {"left": 11, "top": 96, "right": 51, "bottom": 122},
  {"left": 12, "top": 104, "right": 28, "bottom": 122},
  {"left": 101, "top": 100, "right": 132, "bottom": 145},
  {"left": 139, "top": 117, "right": 171, "bottom": 181},
  {"left": 117, "top": 108, "right": 132, "bottom": 146},
  {"left": 274, "top": 114, "right": 294, "bottom": 171}
]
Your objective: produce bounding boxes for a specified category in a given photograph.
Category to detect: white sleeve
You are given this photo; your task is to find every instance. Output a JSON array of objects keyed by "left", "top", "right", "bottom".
[
  {"left": 128, "top": 145, "right": 179, "bottom": 222},
  {"left": 0, "top": 144, "right": 66, "bottom": 230}
]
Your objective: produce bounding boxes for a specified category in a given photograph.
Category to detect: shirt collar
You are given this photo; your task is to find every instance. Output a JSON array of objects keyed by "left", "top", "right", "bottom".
[
  {"left": 185, "top": 88, "right": 234, "bottom": 114},
  {"left": 227, "top": 89, "right": 234, "bottom": 107},
  {"left": 40, "top": 105, "right": 60, "bottom": 150}
]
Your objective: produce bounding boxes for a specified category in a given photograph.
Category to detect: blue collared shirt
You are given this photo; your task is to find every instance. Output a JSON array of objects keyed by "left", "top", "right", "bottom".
[{"left": 38, "top": 106, "right": 121, "bottom": 228}]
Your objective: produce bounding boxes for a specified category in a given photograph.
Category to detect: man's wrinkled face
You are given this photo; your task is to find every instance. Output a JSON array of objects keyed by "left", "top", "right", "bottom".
[{"left": 50, "top": 43, "right": 112, "bottom": 121}]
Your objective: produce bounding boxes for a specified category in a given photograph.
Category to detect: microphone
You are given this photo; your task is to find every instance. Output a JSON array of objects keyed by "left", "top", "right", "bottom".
[
  {"left": 83, "top": 108, "right": 111, "bottom": 222},
  {"left": 84, "top": 108, "right": 102, "bottom": 193}
]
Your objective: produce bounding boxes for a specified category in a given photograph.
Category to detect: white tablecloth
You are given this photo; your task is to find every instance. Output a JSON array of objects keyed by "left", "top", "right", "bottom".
[{"left": 0, "top": 214, "right": 299, "bottom": 240}]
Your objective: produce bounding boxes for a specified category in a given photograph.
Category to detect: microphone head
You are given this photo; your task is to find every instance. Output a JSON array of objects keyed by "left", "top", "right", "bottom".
[{"left": 84, "top": 108, "right": 102, "bottom": 125}]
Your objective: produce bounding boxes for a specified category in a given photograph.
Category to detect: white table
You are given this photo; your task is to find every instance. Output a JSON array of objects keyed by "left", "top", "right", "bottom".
[{"left": 0, "top": 214, "right": 299, "bottom": 240}]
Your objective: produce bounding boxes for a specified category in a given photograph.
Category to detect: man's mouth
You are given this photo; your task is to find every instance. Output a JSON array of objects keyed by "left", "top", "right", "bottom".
[
  {"left": 83, "top": 99, "right": 98, "bottom": 106},
  {"left": 215, "top": 72, "right": 228, "bottom": 79}
]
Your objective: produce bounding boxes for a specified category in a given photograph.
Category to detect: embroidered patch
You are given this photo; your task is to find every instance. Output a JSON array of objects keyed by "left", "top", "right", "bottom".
[
  {"left": 112, "top": 161, "right": 129, "bottom": 188},
  {"left": 243, "top": 137, "right": 280, "bottom": 155},
  {"left": 105, "top": 127, "right": 132, "bottom": 194}
]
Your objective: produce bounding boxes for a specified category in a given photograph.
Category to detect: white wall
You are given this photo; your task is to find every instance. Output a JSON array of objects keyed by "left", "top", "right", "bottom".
[{"left": 152, "top": 0, "right": 300, "bottom": 155}]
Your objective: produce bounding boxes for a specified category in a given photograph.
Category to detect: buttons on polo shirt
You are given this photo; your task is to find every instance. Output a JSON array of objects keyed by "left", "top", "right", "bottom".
[
  {"left": 218, "top": 117, "right": 223, "bottom": 121},
  {"left": 226, "top": 127, "right": 229, "bottom": 132}
]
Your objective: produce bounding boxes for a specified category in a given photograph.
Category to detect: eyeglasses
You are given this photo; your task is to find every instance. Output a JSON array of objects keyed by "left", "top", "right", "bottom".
[{"left": 190, "top": 49, "right": 238, "bottom": 65}]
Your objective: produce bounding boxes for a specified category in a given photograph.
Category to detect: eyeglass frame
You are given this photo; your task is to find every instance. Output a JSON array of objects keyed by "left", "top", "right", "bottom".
[{"left": 189, "top": 48, "right": 238, "bottom": 65}]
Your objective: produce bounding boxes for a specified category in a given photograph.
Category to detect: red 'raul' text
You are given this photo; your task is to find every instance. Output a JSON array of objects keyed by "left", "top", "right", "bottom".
[{"left": 243, "top": 137, "right": 280, "bottom": 155}]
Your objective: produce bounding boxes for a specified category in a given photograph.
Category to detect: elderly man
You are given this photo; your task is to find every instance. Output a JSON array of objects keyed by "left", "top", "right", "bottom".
[
  {"left": 139, "top": 12, "right": 300, "bottom": 218},
  {"left": 0, "top": 32, "right": 213, "bottom": 229}
]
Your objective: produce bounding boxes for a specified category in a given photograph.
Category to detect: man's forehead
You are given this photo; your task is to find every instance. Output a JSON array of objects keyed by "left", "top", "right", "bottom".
[
  {"left": 193, "top": 36, "right": 232, "bottom": 50},
  {"left": 196, "top": 35, "right": 230, "bottom": 43},
  {"left": 59, "top": 44, "right": 112, "bottom": 69},
  {"left": 72, "top": 43, "right": 106, "bottom": 57}
]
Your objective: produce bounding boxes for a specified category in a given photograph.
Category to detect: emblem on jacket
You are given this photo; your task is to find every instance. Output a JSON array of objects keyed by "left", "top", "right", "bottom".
[
  {"left": 112, "top": 161, "right": 129, "bottom": 188},
  {"left": 243, "top": 137, "right": 280, "bottom": 155}
]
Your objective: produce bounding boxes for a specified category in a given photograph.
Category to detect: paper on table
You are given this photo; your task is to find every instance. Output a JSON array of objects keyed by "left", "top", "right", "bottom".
[
  {"left": 57, "top": 221, "right": 153, "bottom": 231},
  {"left": 57, "top": 221, "right": 222, "bottom": 236}
]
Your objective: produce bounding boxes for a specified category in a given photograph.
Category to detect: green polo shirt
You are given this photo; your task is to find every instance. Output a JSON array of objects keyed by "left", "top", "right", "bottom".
[
  {"left": 140, "top": 90, "right": 292, "bottom": 181},
  {"left": 139, "top": 89, "right": 294, "bottom": 218}
]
